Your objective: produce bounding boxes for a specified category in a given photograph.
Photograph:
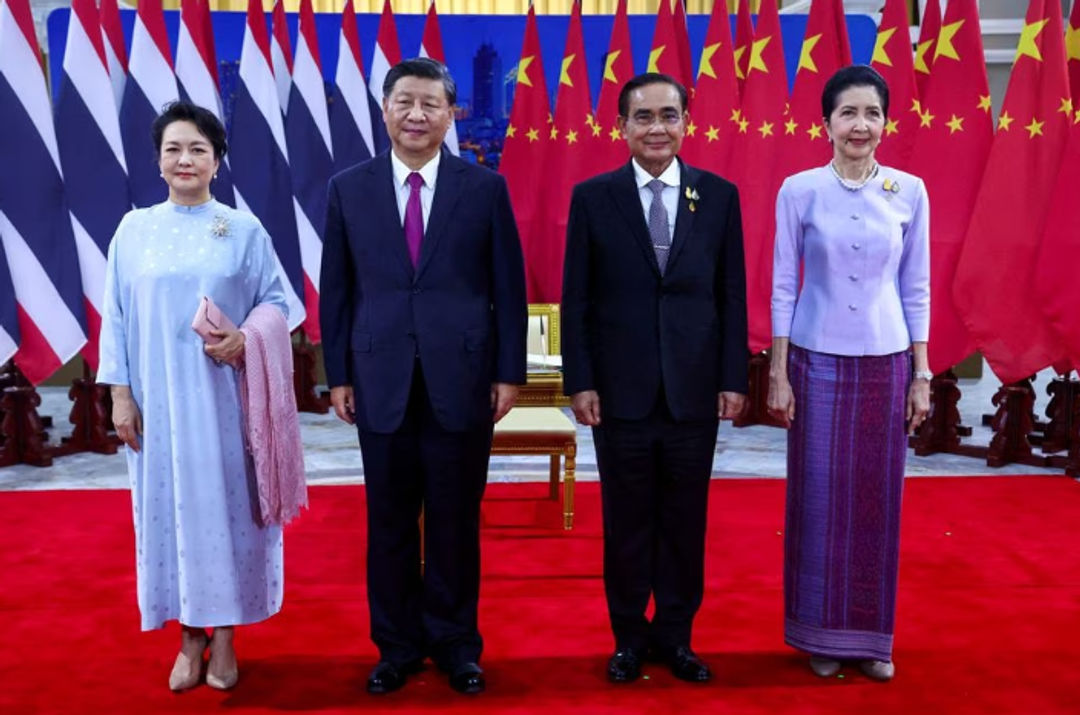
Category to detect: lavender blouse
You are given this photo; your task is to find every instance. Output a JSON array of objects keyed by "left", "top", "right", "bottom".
[{"left": 771, "top": 164, "right": 930, "bottom": 356}]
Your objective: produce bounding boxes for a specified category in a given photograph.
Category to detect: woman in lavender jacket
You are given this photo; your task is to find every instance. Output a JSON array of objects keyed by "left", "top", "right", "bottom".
[{"left": 767, "top": 65, "right": 931, "bottom": 682}]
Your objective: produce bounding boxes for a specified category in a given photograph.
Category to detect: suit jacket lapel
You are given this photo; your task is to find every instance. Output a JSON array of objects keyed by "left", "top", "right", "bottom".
[
  {"left": 609, "top": 161, "right": 661, "bottom": 277},
  {"left": 370, "top": 153, "right": 415, "bottom": 278},
  {"left": 667, "top": 159, "right": 698, "bottom": 274},
  {"left": 415, "top": 149, "right": 465, "bottom": 281}
]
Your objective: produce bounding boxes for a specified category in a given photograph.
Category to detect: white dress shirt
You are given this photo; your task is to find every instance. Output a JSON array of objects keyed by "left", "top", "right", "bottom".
[
  {"left": 390, "top": 150, "right": 440, "bottom": 231},
  {"left": 632, "top": 157, "right": 679, "bottom": 240}
]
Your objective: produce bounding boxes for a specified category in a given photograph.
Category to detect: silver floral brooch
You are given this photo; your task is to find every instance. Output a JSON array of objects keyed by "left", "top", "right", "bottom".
[{"left": 210, "top": 213, "right": 231, "bottom": 238}]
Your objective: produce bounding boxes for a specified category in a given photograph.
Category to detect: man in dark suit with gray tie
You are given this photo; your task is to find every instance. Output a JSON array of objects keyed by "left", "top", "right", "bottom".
[
  {"left": 561, "top": 73, "right": 749, "bottom": 684},
  {"left": 320, "top": 58, "right": 527, "bottom": 696}
]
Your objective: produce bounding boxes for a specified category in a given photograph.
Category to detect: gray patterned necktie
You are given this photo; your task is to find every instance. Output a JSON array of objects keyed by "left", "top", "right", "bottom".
[{"left": 646, "top": 179, "right": 671, "bottom": 274}]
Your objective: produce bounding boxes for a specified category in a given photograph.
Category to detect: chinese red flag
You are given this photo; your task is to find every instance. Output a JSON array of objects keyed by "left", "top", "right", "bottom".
[
  {"left": 908, "top": 0, "right": 993, "bottom": 374},
  {"left": 499, "top": 5, "right": 552, "bottom": 303},
  {"left": 595, "top": 0, "right": 633, "bottom": 171},
  {"left": 871, "top": 0, "right": 920, "bottom": 170},
  {"left": 729, "top": 0, "right": 788, "bottom": 353},
  {"left": 776, "top": 0, "right": 851, "bottom": 179},
  {"left": 649, "top": 0, "right": 694, "bottom": 95},
  {"left": 672, "top": 0, "right": 694, "bottom": 95},
  {"left": 1067, "top": 0, "right": 1080, "bottom": 100},
  {"left": 734, "top": 0, "right": 755, "bottom": 97},
  {"left": 954, "top": 0, "right": 1072, "bottom": 382},
  {"left": 914, "top": 0, "right": 941, "bottom": 97},
  {"left": 1035, "top": 106, "right": 1080, "bottom": 367},
  {"left": 681, "top": 0, "right": 739, "bottom": 177},
  {"left": 538, "top": 0, "right": 601, "bottom": 303}
]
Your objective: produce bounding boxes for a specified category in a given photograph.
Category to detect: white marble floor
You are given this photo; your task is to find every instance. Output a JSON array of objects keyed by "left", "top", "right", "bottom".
[{"left": 0, "top": 361, "right": 1069, "bottom": 491}]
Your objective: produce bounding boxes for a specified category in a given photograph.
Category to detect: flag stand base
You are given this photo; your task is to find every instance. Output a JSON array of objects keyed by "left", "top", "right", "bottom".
[
  {"left": 59, "top": 361, "right": 120, "bottom": 456},
  {"left": 0, "top": 363, "right": 53, "bottom": 467},
  {"left": 293, "top": 334, "right": 329, "bottom": 414},
  {"left": 733, "top": 351, "right": 787, "bottom": 428}
]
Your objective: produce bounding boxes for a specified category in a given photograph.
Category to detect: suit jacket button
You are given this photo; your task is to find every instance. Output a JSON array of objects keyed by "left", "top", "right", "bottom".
[{"left": 412, "top": 287, "right": 422, "bottom": 295}]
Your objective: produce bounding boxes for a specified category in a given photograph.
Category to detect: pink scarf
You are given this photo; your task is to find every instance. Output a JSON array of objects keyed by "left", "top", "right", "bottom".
[{"left": 239, "top": 304, "right": 307, "bottom": 526}]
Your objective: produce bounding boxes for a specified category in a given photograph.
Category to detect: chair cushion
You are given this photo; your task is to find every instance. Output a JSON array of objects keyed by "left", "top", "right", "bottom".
[{"left": 494, "top": 407, "right": 576, "bottom": 435}]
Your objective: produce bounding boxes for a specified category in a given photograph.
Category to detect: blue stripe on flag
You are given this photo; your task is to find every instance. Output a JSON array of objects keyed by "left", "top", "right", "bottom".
[
  {"left": 0, "top": 74, "right": 88, "bottom": 325},
  {"left": 229, "top": 82, "right": 305, "bottom": 300},
  {"left": 55, "top": 70, "right": 131, "bottom": 253},
  {"left": 329, "top": 84, "right": 372, "bottom": 175},
  {"left": 285, "top": 90, "right": 333, "bottom": 234},
  {"left": 120, "top": 79, "right": 169, "bottom": 208},
  {"left": 0, "top": 240, "right": 19, "bottom": 347}
]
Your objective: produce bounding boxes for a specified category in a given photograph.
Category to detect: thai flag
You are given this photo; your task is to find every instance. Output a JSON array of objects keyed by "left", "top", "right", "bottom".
[
  {"left": 99, "top": 0, "right": 126, "bottom": 111},
  {"left": 175, "top": 0, "right": 235, "bottom": 207},
  {"left": 329, "top": 0, "right": 375, "bottom": 173},
  {"left": 0, "top": 246, "right": 19, "bottom": 366},
  {"left": 229, "top": 0, "right": 306, "bottom": 330},
  {"left": 419, "top": 0, "right": 458, "bottom": 156},
  {"left": 54, "top": 0, "right": 131, "bottom": 371},
  {"left": 0, "top": 0, "right": 87, "bottom": 383},
  {"left": 120, "top": 0, "right": 179, "bottom": 208},
  {"left": 273, "top": 0, "right": 334, "bottom": 343},
  {"left": 368, "top": 0, "right": 402, "bottom": 154}
]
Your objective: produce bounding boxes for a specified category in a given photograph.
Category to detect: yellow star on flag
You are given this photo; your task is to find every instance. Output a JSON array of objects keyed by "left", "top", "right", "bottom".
[
  {"left": 559, "top": 54, "right": 576, "bottom": 87},
  {"left": 733, "top": 46, "right": 747, "bottom": 79},
  {"left": 1015, "top": 18, "right": 1049, "bottom": 63},
  {"left": 914, "top": 39, "right": 934, "bottom": 74},
  {"left": 730, "top": 108, "right": 742, "bottom": 123},
  {"left": 686, "top": 121, "right": 697, "bottom": 137},
  {"left": 946, "top": 114, "right": 964, "bottom": 133},
  {"left": 609, "top": 126, "right": 622, "bottom": 142},
  {"left": 738, "top": 118, "right": 749, "bottom": 133},
  {"left": 911, "top": 98, "right": 922, "bottom": 114},
  {"left": 807, "top": 124, "right": 823, "bottom": 140},
  {"left": 757, "top": 121, "right": 774, "bottom": 138},
  {"left": 566, "top": 129, "right": 578, "bottom": 144},
  {"left": 706, "top": 125, "right": 720, "bottom": 142},
  {"left": 647, "top": 45, "right": 665, "bottom": 74},
  {"left": 798, "top": 34, "right": 822, "bottom": 73},
  {"left": 527, "top": 127, "right": 539, "bottom": 142},
  {"left": 517, "top": 56, "right": 535, "bottom": 87},
  {"left": 1025, "top": 117, "right": 1044, "bottom": 138},
  {"left": 591, "top": 123, "right": 602, "bottom": 137},
  {"left": 885, "top": 118, "right": 899, "bottom": 136},
  {"left": 997, "top": 112, "right": 1014, "bottom": 131},
  {"left": 919, "top": 110, "right": 935, "bottom": 128},
  {"left": 603, "top": 50, "right": 621, "bottom": 84},
  {"left": 748, "top": 36, "right": 771, "bottom": 74},
  {"left": 1067, "top": 22, "right": 1080, "bottom": 62},
  {"left": 784, "top": 118, "right": 798, "bottom": 135},
  {"left": 1075, "top": 109, "right": 1080, "bottom": 125},
  {"left": 872, "top": 27, "right": 896, "bottom": 67},
  {"left": 1058, "top": 97, "right": 1074, "bottom": 116},
  {"left": 550, "top": 126, "right": 559, "bottom": 140},
  {"left": 506, "top": 125, "right": 517, "bottom": 138},
  {"left": 699, "top": 43, "right": 721, "bottom": 80},
  {"left": 935, "top": 20, "right": 965, "bottom": 62},
  {"left": 978, "top": 95, "right": 992, "bottom": 113}
]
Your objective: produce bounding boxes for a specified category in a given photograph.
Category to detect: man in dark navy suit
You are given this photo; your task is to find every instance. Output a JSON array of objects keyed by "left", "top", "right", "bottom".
[
  {"left": 561, "top": 73, "right": 748, "bottom": 684},
  {"left": 320, "top": 58, "right": 526, "bottom": 696}
]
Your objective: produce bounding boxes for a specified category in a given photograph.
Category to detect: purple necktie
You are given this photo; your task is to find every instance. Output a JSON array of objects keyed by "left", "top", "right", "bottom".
[{"left": 404, "top": 172, "right": 424, "bottom": 267}]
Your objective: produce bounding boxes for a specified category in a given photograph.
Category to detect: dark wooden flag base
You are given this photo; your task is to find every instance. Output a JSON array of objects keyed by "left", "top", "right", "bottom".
[
  {"left": 733, "top": 351, "right": 788, "bottom": 428},
  {"left": 59, "top": 361, "right": 120, "bottom": 456},
  {"left": 0, "top": 362, "right": 53, "bottom": 467},
  {"left": 292, "top": 333, "right": 330, "bottom": 414}
]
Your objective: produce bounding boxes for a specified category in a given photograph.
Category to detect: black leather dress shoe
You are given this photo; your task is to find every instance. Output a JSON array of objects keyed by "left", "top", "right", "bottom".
[
  {"left": 665, "top": 646, "right": 711, "bottom": 682},
  {"left": 448, "top": 662, "right": 485, "bottom": 694},
  {"left": 607, "top": 649, "right": 642, "bottom": 683},
  {"left": 366, "top": 659, "right": 422, "bottom": 694}
]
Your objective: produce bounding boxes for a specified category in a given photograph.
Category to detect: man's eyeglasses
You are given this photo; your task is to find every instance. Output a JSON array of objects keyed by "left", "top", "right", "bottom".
[{"left": 626, "top": 111, "right": 684, "bottom": 128}]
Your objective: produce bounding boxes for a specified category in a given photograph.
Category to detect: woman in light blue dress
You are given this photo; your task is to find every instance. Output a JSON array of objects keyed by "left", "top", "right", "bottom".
[{"left": 97, "top": 102, "right": 288, "bottom": 692}]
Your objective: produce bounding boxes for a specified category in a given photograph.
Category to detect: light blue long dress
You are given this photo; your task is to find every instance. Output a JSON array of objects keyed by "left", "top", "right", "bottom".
[{"left": 97, "top": 199, "right": 287, "bottom": 631}]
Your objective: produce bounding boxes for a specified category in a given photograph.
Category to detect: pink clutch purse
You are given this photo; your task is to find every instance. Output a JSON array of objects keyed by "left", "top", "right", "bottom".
[{"left": 192, "top": 296, "right": 237, "bottom": 346}]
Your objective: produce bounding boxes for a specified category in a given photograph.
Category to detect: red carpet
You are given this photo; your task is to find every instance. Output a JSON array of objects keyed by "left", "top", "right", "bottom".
[{"left": 1, "top": 477, "right": 1078, "bottom": 714}]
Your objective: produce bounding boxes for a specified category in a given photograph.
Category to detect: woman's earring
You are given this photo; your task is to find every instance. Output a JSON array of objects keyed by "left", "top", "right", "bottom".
[{"left": 213, "top": 173, "right": 218, "bottom": 180}]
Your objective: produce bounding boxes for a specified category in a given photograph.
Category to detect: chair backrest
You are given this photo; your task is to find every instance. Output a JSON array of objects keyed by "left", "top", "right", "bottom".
[{"left": 526, "top": 303, "right": 561, "bottom": 373}]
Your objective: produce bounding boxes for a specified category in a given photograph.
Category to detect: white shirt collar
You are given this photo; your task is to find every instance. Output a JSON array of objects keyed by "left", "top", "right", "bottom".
[
  {"left": 632, "top": 157, "right": 681, "bottom": 190},
  {"left": 391, "top": 150, "right": 441, "bottom": 191}
]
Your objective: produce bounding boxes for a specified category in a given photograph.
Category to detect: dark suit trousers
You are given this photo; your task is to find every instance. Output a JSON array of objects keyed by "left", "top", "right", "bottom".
[
  {"left": 592, "top": 391, "right": 719, "bottom": 653},
  {"left": 358, "top": 362, "right": 493, "bottom": 669}
]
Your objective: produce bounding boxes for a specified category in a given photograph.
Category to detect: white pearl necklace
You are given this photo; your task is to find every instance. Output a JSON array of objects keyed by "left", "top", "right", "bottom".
[{"left": 829, "top": 161, "right": 879, "bottom": 191}]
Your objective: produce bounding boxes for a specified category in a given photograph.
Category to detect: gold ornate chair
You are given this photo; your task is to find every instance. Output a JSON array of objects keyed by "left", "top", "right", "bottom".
[{"left": 490, "top": 304, "right": 577, "bottom": 529}]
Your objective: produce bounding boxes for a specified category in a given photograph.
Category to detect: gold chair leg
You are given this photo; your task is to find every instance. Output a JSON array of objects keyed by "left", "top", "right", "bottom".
[{"left": 563, "top": 443, "right": 576, "bottom": 530}]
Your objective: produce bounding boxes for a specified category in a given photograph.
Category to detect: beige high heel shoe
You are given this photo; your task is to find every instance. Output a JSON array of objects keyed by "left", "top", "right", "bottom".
[
  {"left": 168, "top": 631, "right": 209, "bottom": 691},
  {"left": 206, "top": 629, "right": 239, "bottom": 690}
]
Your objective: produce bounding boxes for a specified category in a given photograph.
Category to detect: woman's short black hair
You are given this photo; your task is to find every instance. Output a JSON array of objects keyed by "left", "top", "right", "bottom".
[
  {"left": 151, "top": 101, "right": 228, "bottom": 160},
  {"left": 382, "top": 57, "right": 458, "bottom": 106},
  {"left": 821, "top": 65, "right": 890, "bottom": 120},
  {"left": 618, "top": 72, "right": 688, "bottom": 118}
]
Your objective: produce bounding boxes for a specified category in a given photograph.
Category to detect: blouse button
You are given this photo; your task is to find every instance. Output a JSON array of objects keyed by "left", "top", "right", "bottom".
[
  {"left": 848, "top": 304, "right": 857, "bottom": 311},
  {"left": 851, "top": 243, "right": 861, "bottom": 250},
  {"left": 848, "top": 274, "right": 858, "bottom": 281},
  {"left": 850, "top": 214, "right": 859, "bottom": 220}
]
